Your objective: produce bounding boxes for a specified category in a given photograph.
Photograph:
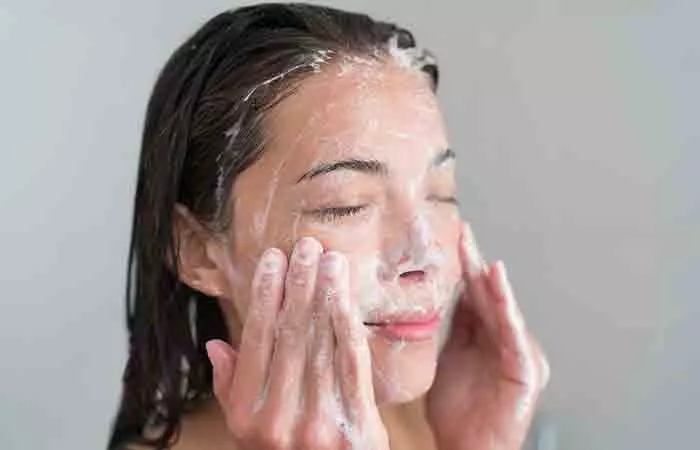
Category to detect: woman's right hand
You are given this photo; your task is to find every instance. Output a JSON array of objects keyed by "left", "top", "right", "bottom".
[{"left": 205, "top": 237, "right": 390, "bottom": 450}]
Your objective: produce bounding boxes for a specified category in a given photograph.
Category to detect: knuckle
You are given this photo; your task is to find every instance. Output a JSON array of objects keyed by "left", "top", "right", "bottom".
[
  {"left": 225, "top": 413, "right": 254, "bottom": 441},
  {"left": 298, "top": 419, "right": 336, "bottom": 450},
  {"left": 287, "top": 259, "right": 319, "bottom": 290},
  {"left": 341, "top": 336, "right": 368, "bottom": 367},
  {"left": 342, "top": 351, "right": 360, "bottom": 377},
  {"left": 345, "top": 327, "right": 366, "bottom": 349},
  {"left": 276, "top": 320, "right": 300, "bottom": 343},
  {"left": 287, "top": 267, "right": 312, "bottom": 288},
  {"left": 320, "top": 283, "right": 338, "bottom": 304},
  {"left": 257, "top": 417, "right": 292, "bottom": 449},
  {"left": 257, "top": 272, "right": 280, "bottom": 298}
]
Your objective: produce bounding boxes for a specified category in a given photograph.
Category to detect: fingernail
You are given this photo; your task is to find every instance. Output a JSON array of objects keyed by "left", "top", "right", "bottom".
[
  {"left": 293, "top": 237, "right": 322, "bottom": 264},
  {"left": 467, "top": 242, "right": 484, "bottom": 274},
  {"left": 260, "top": 247, "right": 283, "bottom": 271},
  {"left": 321, "top": 251, "right": 344, "bottom": 277},
  {"left": 497, "top": 261, "right": 515, "bottom": 303},
  {"left": 499, "top": 261, "right": 508, "bottom": 281},
  {"left": 207, "top": 339, "right": 234, "bottom": 380},
  {"left": 206, "top": 340, "right": 223, "bottom": 372},
  {"left": 496, "top": 260, "right": 508, "bottom": 286}
]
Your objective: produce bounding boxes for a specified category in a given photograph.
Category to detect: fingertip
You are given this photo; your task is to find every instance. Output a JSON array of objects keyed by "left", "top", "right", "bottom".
[
  {"left": 458, "top": 222, "right": 471, "bottom": 260},
  {"left": 259, "top": 247, "right": 287, "bottom": 272},
  {"left": 206, "top": 339, "right": 234, "bottom": 377},
  {"left": 495, "top": 260, "right": 507, "bottom": 279},
  {"left": 541, "top": 355, "right": 551, "bottom": 389},
  {"left": 292, "top": 236, "right": 325, "bottom": 264},
  {"left": 319, "top": 250, "right": 347, "bottom": 277},
  {"left": 252, "top": 247, "right": 287, "bottom": 295},
  {"left": 460, "top": 222, "right": 487, "bottom": 276},
  {"left": 461, "top": 221, "right": 472, "bottom": 240},
  {"left": 485, "top": 260, "right": 504, "bottom": 297}
]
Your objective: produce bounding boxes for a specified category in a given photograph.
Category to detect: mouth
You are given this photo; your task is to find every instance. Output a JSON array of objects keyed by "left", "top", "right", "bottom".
[
  {"left": 363, "top": 311, "right": 442, "bottom": 342},
  {"left": 398, "top": 269, "right": 427, "bottom": 283}
]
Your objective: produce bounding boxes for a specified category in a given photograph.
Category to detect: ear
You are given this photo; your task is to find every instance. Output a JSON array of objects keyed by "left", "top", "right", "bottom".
[{"left": 172, "top": 203, "right": 230, "bottom": 299}]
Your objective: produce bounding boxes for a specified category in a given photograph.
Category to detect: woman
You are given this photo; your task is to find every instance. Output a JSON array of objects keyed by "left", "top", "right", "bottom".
[{"left": 108, "top": 3, "right": 549, "bottom": 449}]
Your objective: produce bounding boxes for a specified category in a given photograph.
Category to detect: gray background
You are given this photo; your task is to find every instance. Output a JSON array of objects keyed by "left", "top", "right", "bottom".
[{"left": 1, "top": 0, "right": 697, "bottom": 449}]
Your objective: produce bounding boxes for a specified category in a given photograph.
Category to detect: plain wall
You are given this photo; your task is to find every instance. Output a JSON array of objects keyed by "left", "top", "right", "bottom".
[{"left": 1, "top": 1, "right": 697, "bottom": 449}]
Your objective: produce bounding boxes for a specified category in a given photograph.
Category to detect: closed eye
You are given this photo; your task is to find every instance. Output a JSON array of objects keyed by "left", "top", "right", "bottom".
[
  {"left": 307, "top": 205, "right": 368, "bottom": 222},
  {"left": 427, "top": 195, "right": 459, "bottom": 206}
]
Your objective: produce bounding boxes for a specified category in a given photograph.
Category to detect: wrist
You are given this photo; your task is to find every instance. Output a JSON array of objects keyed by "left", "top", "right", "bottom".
[{"left": 432, "top": 424, "right": 528, "bottom": 450}]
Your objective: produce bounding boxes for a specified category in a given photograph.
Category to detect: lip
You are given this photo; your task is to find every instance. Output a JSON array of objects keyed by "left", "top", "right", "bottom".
[{"left": 364, "top": 312, "right": 442, "bottom": 342}]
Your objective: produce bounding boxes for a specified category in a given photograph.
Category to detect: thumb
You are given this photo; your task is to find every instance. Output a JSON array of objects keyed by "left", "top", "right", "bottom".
[{"left": 206, "top": 339, "right": 237, "bottom": 403}]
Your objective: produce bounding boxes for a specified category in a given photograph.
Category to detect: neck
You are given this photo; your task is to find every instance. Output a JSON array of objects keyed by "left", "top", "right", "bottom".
[
  {"left": 174, "top": 395, "right": 438, "bottom": 450},
  {"left": 380, "top": 396, "right": 439, "bottom": 450}
]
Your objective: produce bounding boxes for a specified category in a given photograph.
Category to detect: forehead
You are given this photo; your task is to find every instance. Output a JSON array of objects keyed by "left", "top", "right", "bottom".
[{"left": 260, "top": 59, "right": 448, "bottom": 176}]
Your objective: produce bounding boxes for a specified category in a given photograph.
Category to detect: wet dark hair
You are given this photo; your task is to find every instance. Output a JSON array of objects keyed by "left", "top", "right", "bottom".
[{"left": 108, "top": 3, "right": 439, "bottom": 449}]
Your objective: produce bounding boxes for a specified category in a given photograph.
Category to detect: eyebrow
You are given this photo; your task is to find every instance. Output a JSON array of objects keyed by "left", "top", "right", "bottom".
[
  {"left": 296, "top": 147, "right": 455, "bottom": 183},
  {"left": 431, "top": 148, "right": 456, "bottom": 167},
  {"left": 296, "top": 158, "right": 388, "bottom": 183}
]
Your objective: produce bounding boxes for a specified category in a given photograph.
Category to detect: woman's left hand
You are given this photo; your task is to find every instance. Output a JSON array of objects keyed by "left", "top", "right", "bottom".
[{"left": 426, "top": 222, "right": 550, "bottom": 450}]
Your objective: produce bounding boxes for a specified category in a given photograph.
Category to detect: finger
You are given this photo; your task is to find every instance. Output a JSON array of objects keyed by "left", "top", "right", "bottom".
[
  {"left": 325, "top": 252, "right": 376, "bottom": 419},
  {"left": 232, "top": 247, "right": 287, "bottom": 413},
  {"left": 460, "top": 222, "right": 487, "bottom": 277},
  {"left": 486, "top": 261, "right": 540, "bottom": 386},
  {"left": 459, "top": 222, "right": 498, "bottom": 334},
  {"left": 207, "top": 339, "right": 237, "bottom": 404},
  {"left": 298, "top": 253, "right": 345, "bottom": 448},
  {"left": 306, "top": 253, "right": 337, "bottom": 420},
  {"left": 531, "top": 337, "right": 551, "bottom": 389},
  {"left": 264, "top": 237, "right": 324, "bottom": 417},
  {"left": 540, "top": 353, "right": 551, "bottom": 389},
  {"left": 485, "top": 261, "right": 529, "bottom": 355},
  {"left": 443, "top": 285, "right": 478, "bottom": 350},
  {"left": 486, "top": 261, "right": 547, "bottom": 422}
]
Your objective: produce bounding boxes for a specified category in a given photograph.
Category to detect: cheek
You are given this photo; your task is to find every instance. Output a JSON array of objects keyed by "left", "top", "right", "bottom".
[
  {"left": 430, "top": 209, "right": 462, "bottom": 281},
  {"left": 292, "top": 209, "right": 380, "bottom": 252},
  {"left": 227, "top": 204, "right": 294, "bottom": 319},
  {"left": 224, "top": 253, "right": 258, "bottom": 322},
  {"left": 294, "top": 219, "right": 386, "bottom": 313}
]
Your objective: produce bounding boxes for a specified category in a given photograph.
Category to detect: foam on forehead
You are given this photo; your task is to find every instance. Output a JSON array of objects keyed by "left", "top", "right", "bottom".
[{"left": 224, "top": 32, "right": 450, "bottom": 284}]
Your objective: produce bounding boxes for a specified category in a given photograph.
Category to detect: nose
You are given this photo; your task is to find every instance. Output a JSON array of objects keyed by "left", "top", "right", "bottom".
[{"left": 380, "top": 200, "right": 437, "bottom": 281}]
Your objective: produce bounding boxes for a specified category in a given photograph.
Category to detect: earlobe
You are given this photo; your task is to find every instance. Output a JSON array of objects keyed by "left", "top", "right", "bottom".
[{"left": 172, "top": 203, "right": 229, "bottom": 299}]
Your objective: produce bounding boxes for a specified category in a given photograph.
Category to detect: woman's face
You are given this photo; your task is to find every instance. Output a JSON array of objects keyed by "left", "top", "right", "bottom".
[{"left": 222, "top": 59, "right": 462, "bottom": 404}]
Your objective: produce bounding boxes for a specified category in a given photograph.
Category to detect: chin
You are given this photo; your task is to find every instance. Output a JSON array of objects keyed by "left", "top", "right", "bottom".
[{"left": 369, "top": 335, "right": 439, "bottom": 405}]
